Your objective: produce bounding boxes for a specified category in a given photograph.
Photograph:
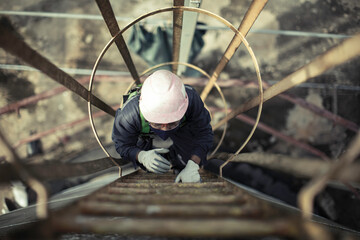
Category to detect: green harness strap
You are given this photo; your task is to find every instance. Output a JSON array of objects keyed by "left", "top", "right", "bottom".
[{"left": 139, "top": 110, "right": 150, "bottom": 134}]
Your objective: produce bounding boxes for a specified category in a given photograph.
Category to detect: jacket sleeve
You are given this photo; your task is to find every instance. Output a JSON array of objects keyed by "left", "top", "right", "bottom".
[
  {"left": 112, "top": 100, "right": 142, "bottom": 168},
  {"left": 185, "top": 87, "right": 214, "bottom": 165}
]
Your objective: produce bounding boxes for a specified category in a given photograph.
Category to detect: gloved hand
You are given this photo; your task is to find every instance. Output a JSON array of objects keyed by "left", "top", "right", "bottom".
[
  {"left": 175, "top": 160, "right": 200, "bottom": 183},
  {"left": 137, "top": 148, "right": 171, "bottom": 174}
]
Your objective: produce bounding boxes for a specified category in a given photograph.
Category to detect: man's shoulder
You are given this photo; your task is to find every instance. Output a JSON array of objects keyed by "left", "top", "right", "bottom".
[
  {"left": 116, "top": 95, "right": 140, "bottom": 120},
  {"left": 185, "top": 85, "right": 199, "bottom": 99},
  {"left": 123, "top": 94, "right": 140, "bottom": 110},
  {"left": 185, "top": 84, "right": 195, "bottom": 91}
]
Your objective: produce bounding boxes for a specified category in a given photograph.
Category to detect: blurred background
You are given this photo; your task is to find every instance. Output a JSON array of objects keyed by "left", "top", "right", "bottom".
[{"left": 0, "top": 0, "right": 359, "bottom": 232}]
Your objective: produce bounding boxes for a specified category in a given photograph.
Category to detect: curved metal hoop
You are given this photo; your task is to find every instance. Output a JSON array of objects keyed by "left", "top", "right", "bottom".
[{"left": 88, "top": 6, "right": 263, "bottom": 177}]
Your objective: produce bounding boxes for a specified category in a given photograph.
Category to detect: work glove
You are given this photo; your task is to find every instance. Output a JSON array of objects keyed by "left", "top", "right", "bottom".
[
  {"left": 137, "top": 148, "right": 171, "bottom": 174},
  {"left": 175, "top": 160, "right": 200, "bottom": 183}
]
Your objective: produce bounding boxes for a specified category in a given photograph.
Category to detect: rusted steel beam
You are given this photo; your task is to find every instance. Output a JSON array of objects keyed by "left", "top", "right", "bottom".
[
  {"left": 115, "top": 171, "right": 217, "bottom": 182},
  {"left": 0, "top": 17, "right": 115, "bottom": 116},
  {"left": 124, "top": 169, "right": 215, "bottom": 178},
  {"left": 107, "top": 185, "right": 234, "bottom": 195},
  {"left": 95, "top": 0, "right": 140, "bottom": 84},
  {"left": 213, "top": 33, "right": 360, "bottom": 130},
  {"left": 119, "top": 177, "right": 220, "bottom": 183},
  {"left": 118, "top": 177, "right": 174, "bottom": 183},
  {"left": 0, "top": 157, "right": 127, "bottom": 182},
  {"left": 120, "top": 172, "right": 176, "bottom": 180},
  {"left": 93, "top": 192, "right": 247, "bottom": 204},
  {"left": 113, "top": 182, "right": 225, "bottom": 188},
  {"left": 79, "top": 201, "right": 261, "bottom": 218},
  {"left": 172, "top": 0, "right": 184, "bottom": 73},
  {"left": 200, "top": 0, "right": 268, "bottom": 100},
  {"left": 121, "top": 172, "right": 176, "bottom": 179}
]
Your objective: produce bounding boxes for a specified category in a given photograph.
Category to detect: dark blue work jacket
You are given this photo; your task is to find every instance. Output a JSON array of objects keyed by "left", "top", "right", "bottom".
[{"left": 112, "top": 85, "right": 214, "bottom": 169}]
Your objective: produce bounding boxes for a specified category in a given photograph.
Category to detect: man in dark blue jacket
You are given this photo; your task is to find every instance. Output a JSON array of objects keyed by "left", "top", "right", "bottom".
[{"left": 112, "top": 70, "right": 213, "bottom": 182}]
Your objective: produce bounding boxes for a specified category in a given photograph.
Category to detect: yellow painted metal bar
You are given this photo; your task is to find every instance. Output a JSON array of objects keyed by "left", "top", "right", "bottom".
[{"left": 200, "top": 0, "right": 268, "bottom": 101}]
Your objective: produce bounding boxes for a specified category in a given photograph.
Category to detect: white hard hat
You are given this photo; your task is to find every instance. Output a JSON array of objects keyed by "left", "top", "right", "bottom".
[{"left": 139, "top": 70, "right": 189, "bottom": 123}]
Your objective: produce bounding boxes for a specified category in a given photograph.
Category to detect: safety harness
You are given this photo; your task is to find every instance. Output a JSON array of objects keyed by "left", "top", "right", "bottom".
[{"left": 122, "top": 85, "right": 150, "bottom": 134}]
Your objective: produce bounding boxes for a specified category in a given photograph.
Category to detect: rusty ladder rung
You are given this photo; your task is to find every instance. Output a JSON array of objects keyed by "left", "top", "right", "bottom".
[
  {"left": 79, "top": 201, "right": 262, "bottom": 218},
  {"left": 54, "top": 216, "right": 296, "bottom": 238},
  {"left": 92, "top": 192, "right": 247, "bottom": 204}
]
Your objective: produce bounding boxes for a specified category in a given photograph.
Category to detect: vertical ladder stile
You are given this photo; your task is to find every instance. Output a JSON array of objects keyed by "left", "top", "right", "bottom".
[
  {"left": 172, "top": 0, "right": 184, "bottom": 74},
  {"left": 95, "top": 0, "right": 140, "bottom": 85}
]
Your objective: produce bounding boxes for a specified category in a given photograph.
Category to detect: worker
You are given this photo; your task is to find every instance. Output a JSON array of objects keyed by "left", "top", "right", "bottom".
[{"left": 112, "top": 70, "right": 213, "bottom": 183}]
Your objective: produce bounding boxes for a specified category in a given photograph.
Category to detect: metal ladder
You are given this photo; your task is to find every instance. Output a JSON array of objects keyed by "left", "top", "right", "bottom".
[{"left": 48, "top": 170, "right": 303, "bottom": 239}]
